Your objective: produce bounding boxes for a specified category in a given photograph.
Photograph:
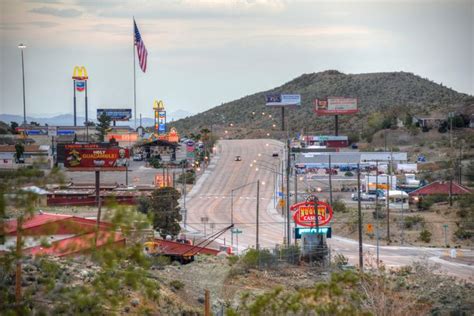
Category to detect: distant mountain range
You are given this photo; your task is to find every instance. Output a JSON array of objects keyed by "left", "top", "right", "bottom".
[
  {"left": 0, "top": 109, "right": 194, "bottom": 127},
  {"left": 169, "top": 70, "right": 472, "bottom": 137}
]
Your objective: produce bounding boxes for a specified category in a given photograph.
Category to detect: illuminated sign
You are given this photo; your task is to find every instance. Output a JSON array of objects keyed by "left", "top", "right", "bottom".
[
  {"left": 314, "top": 97, "right": 358, "bottom": 116},
  {"left": 155, "top": 174, "right": 173, "bottom": 188},
  {"left": 64, "top": 147, "right": 129, "bottom": 170},
  {"left": 158, "top": 111, "right": 166, "bottom": 133},
  {"left": 106, "top": 133, "right": 138, "bottom": 142},
  {"left": 265, "top": 94, "right": 301, "bottom": 107},
  {"left": 294, "top": 227, "right": 332, "bottom": 239},
  {"left": 290, "top": 201, "right": 333, "bottom": 227},
  {"left": 97, "top": 109, "right": 132, "bottom": 121},
  {"left": 72, "top": 66, "right": 88, "bottom": 80}
]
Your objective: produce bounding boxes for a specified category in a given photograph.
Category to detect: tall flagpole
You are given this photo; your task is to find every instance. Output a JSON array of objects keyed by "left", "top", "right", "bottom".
[{"left": 133, "top": 18, "right": 137, "bottom": 129}]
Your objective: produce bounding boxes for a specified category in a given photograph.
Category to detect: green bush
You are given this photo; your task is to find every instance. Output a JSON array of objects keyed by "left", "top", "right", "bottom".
[
  {"left": 404, "top": 215, "right": 425, "bottom": 229},
  {"left": 176, "top": 171, "right": 195, "bottom": 184},
  {"left": 242, "top": 249, "right": 274, "bottom": 269},
  {"left": 148, "top": 157, "right": 163, "bottom": 169},
  {"left": 332, "top": 199, "right": 348, "bottom": 213},
  {"left": 454, "top": 228, "right": 473, "bottom": 240},
  {"left": 344, "top": 171, "right": 354, "bottom": 177},
  {"left": 169, "top": 280, "right": 185, "bottom": 291},
  {"left": 419, "top": 229, "right": 432, "bottom": 243}
]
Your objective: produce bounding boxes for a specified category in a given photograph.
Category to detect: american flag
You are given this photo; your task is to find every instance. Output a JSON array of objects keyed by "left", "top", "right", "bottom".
[{"left": 134, "top": 19, "right": 148, "bottom": 72}]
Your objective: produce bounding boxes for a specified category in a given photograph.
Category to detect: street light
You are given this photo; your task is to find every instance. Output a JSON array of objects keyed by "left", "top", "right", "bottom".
[
  {"left": 18, "top": 43, "right": 27, "bottom": 125},
  {"left": 230, "top": 180, "right": 262, "bottom": 250}
]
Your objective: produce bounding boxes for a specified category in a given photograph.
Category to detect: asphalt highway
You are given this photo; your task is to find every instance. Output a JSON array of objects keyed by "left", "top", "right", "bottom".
[{"left": 184, "top": 139, "right": 474, "bottom": 280}]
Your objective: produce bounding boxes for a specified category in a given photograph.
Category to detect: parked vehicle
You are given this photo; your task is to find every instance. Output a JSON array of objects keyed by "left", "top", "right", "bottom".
[
  {"left": 235, "top": 155, "right": 242, "bottom": 161},
  {"left": 272, "top": 151, "right": 279, "bottom": 157},
  {"left": 351, "top": 192, "right": 385, "bottom": 201},
  {"left": 133, "top": 153, "right": 143, "bottom": 161},
  {"left": 325, "top": 168, "right": 338, "bottom": 175}
]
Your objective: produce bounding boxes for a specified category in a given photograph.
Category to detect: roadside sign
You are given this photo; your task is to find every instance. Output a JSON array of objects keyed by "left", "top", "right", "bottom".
[
  {"left": 278, "top": 199, "right": 285, "bottom": 207},
  {"left": 294, "top": 226, "right": 331, "bottom": 239},
  {"left": 47, "top": 126, "right": 57, "bottom": 136},
  {"left": 367, "top": 223, "right": 374, "bottom": 234},
  {"left": 231, "top": 228, "right": 242, "bottom": 234}
]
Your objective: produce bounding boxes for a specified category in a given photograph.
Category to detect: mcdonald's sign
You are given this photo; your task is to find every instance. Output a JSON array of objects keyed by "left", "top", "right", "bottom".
[
  {"left": 153, "top": 100, "right": 165, "bottom": 111},
  {"left": 72, "top": 66, "right": 88, "bottom": 80}
]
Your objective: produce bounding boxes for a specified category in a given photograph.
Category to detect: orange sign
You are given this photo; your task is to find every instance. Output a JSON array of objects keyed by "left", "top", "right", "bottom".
[
  {"left": 107, "top": 133, "right": 138, "bottom": 142},
  {"left": 155, "top": 174, "right": 173, "bottom": 188},
  {"left": 366, "top": 223, "right": 374, "bottom": 233}
]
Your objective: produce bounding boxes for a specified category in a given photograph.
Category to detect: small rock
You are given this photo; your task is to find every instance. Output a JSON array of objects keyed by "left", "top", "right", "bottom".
[
  {"left": 124, "top": 306, "right": 131, "bottom": 313},
  {"left": 130, "top": 298, "right": 140, "bottom": 307}
]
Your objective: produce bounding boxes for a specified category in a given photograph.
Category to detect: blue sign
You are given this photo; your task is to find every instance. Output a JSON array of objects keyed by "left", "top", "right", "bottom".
[
  {"left": 294, "top": 227, "right": 331, "bottom": 239},
  {"left": 75, "top": 80, "right": 85, "bottom": 92},
  {"left": 26, "top": 130, "right": 44, "bottom": 135},
  {"left": 57, "top": 130, "right": 75, "bottom": 135},
  {"left": 277, "top": 191, "right": 284, "bottom": 197}
]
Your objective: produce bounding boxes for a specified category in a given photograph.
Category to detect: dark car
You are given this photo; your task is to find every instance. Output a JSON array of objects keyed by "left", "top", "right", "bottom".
[{"left": 235, "top": 155, "right": 242, "bottom": 161}]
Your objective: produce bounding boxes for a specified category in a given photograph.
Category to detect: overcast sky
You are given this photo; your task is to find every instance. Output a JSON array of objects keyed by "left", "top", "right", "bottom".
[{"left": 1, "top": 0, "right": 472, "bottom": 119}]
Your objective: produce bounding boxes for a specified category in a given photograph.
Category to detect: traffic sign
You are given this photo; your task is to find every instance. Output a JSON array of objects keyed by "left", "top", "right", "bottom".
[
  {"left": 366, "top": 223, "right": 374, "bottom": 234},
  {"left": 278, "top": 199, "right": 285, "bottom": 207},
  {"left": 231, "top": 228, "right": 242, "bottom": 234}
]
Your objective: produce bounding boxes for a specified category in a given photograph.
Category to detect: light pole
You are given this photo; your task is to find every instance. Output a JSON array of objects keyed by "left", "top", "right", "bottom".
[
  {"left": 18, "top": 43, "right": 27, "bottom": 125},
  {"left": 230, "top": 180, "right": 262, "bottom": 250}
]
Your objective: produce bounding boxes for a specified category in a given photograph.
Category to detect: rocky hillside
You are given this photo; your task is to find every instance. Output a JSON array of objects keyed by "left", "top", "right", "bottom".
[{"left": 170, "top": 70, "right": 470, "bottom": 137}]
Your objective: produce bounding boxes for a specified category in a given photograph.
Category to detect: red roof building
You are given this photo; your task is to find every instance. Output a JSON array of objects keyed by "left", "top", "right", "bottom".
[
  {"left": 409, "top": 181, "right": 472, "bottom": 196},
  {"left": 2, "top": 212, "right": 124, "bottom": 257}
]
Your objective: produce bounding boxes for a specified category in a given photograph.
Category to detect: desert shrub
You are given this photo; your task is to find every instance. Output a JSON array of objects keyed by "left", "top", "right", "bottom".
[
  {"left": 454, "top": 228, "right": 473, "bottom": 240},
  {"left": 169, "top": 280, "right": 185, "bottom": 291},
  {"left": 226, "top": 255, "right": 239, "bottom": 266},
  {"left": 241, "top": 249, "right": 274, "bottom": 269},
  {"left": 419, "top": 229, "right": 432, "bottom": 243},
  {"left": 404, "top": 215, "right": 425, "bottom": 229},
  {"left": 332, "top": 199, "right": 348, "bottom": 213}
]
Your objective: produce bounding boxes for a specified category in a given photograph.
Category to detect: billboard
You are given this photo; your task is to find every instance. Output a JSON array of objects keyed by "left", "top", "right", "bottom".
[
  {"left": 265, "top": 94, "right": 301, "bottom": 107},
  {"left": 64, "top": 147, "right": 129, "bottom": 170},
  {"left": 97, "top": 109, "right": 132, "bottom": 121},
  {"left": 314, "top": 97, "right": 358, "bottom": 115}
]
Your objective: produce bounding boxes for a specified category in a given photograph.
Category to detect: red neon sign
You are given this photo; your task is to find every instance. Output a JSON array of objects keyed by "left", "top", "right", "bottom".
[{"left": 290, "top": 201, "right": 333, "bottom": 227}]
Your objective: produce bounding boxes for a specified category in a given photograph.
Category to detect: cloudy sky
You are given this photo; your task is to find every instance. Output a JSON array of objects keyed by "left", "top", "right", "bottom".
[{"left": 0, "top": 0, "right": 472, "bottom": 120}]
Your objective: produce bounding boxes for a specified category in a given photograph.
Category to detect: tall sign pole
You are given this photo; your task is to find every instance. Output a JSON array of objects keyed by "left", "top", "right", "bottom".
[
  {"left": 73, "top": 79, "right": 77, "bottom": 126},
  {"left": 133, "top": 21, "right": 137, "bottom": 129},
  {"left": 286, "top": 139, "right": 291, "bottom": 245},
  {"left": 85, "top": 80, "right": 89, "bottom": 142},
  {"left": 357, "top": 163, "right": 363, "bottom": 270},
  {"left": 72, "top": 66, "right": 88, "bottom": 129}
]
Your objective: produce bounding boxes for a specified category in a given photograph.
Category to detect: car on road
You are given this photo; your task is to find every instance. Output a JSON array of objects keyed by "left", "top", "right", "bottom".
[
  {"left": 325, "top": 168, "right": 338, "bottom": 175},
  {"left": 235, "top": 155, "right": 242, "bottom": 161},
  {"left": 272, "top": 151, "right": 279, "bottom": 157},
  {"left": 133, "top": 154, "right": 143, "bottom": 161}
]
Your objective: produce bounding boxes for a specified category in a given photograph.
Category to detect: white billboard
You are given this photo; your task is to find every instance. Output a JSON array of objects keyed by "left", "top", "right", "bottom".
[
  {"left": 314, "top": 97, "right": 358, "bottom": 115},
  {"left": 265, "top": 94, "right": 301, "bottom": 107}
]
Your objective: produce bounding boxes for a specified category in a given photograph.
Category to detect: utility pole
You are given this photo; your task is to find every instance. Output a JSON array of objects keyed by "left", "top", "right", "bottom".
[
  {"left": 328, "top": 154, "right": 333, "bottom": 205},
  {"left": 19, "top": 43, "right": 27, "bottom": 125},
  {"left": 294, "top": 167, "right": 298, "bottom": 205},
  {"left": 286, "top": 139, "right": 291, "bottom": 245},
  {"left": 231, "top": 190, "right": 234, "bottom": 247},
  {"left": 357, "top": 164, "right": 363, "bottom": 270},
  {"left": 375, "top": 160, "right": 380, "bottom": 268},
  {"left": 256, "top": 179, "right": 260, "bottom": 250},
  {"left": 281, "top": 107, "right": 285, "bottom": 131}
]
